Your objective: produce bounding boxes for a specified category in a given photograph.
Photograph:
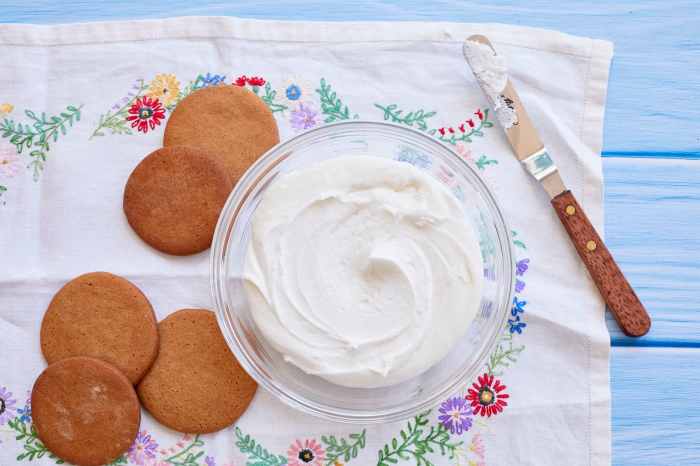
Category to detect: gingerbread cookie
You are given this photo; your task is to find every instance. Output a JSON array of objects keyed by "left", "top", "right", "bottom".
[
  {"left": 123, "top": 145, "right": 233, "bottom": 255},
  {"left": 31, "top": 357, "right": 140, "bottom": 466},
  {"left": 40, "top": 271, "right": 158, "bottom": 384},
  {"left": 163, "top": 85, "right": 279, "bottom": 183},
  {"left": 137, "top": 309, "right": 257, "bottom": 433}
]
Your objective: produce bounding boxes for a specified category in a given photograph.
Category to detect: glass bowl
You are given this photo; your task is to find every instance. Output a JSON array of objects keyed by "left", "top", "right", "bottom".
[{"left": 211, "top": 121, "right": 514, "bottom": 423}]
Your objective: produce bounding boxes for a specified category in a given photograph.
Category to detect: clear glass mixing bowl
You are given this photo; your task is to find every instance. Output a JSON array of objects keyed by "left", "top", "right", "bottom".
[{"left": 211, "top": 121, "right": 514, "bottom": 423}]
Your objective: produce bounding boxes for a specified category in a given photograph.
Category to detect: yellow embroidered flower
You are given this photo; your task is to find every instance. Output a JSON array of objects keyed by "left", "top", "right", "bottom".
[
  {"left": 146, "top": 74, "right": 180, "bottom": 106},
  {"left": 0, "top": 103, "right": 14, "bottom": 114}
]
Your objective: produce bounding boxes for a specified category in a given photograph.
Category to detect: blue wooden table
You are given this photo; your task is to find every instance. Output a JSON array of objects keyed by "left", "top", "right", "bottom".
[{"left": 4, "top": 2, "right": 699, "bottom": 464}]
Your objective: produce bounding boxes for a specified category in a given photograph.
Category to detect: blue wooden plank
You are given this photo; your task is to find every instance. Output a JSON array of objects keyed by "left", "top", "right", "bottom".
[
  {"left": 604, "top": 157, "right": 700, "bottom": 346},
  {"left": 2, "top": 0, "right": 699, "bottom": 154},
  {"left": 611, "top": 346, "right": 700, "bottom": 465}
]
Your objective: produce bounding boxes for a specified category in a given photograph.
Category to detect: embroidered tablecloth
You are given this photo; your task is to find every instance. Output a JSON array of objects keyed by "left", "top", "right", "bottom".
[{"left": 0, "top": 17, "right": 613, "bottom": 466}]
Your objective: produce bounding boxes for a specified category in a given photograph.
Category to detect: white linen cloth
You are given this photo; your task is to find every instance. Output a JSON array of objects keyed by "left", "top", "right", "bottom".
[{"left": 0, "top": 16, "right": 613, "bottom": 466}]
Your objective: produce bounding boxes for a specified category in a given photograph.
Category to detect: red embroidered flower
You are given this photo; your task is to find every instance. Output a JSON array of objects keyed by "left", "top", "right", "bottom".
[
  {"left": 475, "top": 109, "right": 484, "bottom": 120},
  {"left": 235, "top": 75, "right": 248, "bottom": 86},
  {"left": 466, "top": 373, "right": 509, "bottom": 417},
  {"left": 438, "top": 128, "right": 446, "bottom": 136},
  {"left": 458, "top": 124, "right": 466, "bottom": 133},
  {"left": 126, "top": 96, "right": 165, "bottom": 134},
  {"left": 448, "top": 127, "right": 455, "bottom": 134},
  {"left": 247, "top": 76, "right": 266, "bottom": 86},
  {"left": 467, "top": 119, "right": 475, "bottom": 128}
]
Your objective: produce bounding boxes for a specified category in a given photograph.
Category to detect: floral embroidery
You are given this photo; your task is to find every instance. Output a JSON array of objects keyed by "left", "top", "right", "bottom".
[
  {"left": 146, "top": 74, "right": 181, "bottom": 107},
  {"left": 0, "top": 386, "right": 17, "bottom": 425},
  {"left": 5, "top": 397, "right": 64, "bottom": 464},
  {"left": 288, "top": 439, "right": 325, "bottom": 466},
  {"left": 438, "top": 397, "right": 473, "bottom": 435},
  {"left": 466, "top": 373, "right": 509, "bottom": 417},
  {"left": 281, "top": 78, "right": 313, "bottom": 107},
  {"left": 474, "top": 154, "right": 498, "bottom": 171},
  {"left": 0, "top": 103, "right": 82, "bottom": 202},
  {"left": 91, "top": 80, "right": 148, "bottom": 137},
  {"left": 127, "top": 431, "right": 158, "bottom": 465},
  {"left": 235, "top": 427, "right": 287, "bottom": 466},
  {"left": 0, "top": 148, "right": 20, "bottom": 178},
  {"left": 396, "top": 145, "right": 432, "bottom": 170},
  {"left": 322, "top": 430, "right": 366, "bottom": 465},
  {"left": 198, "top": 73, "right": 227, "bottom": 88},
  {"left": 316, "top": 78, "right": 358, "bottom": 123},
  {"left": 290, "top": 103, "right": 320, "bottom": 131},
  {"left": 126, "top": 96, "right": 166, "bottom": 134},
  {"left": 516, "top": 258, "right": 530, "bottom": 276},
  {"left": 437, "top": 109, "right": 494, "bottom": 145},
  {"left": 374, "top": 103, "right": 436, "bottom": 132},
  {"left": 235, "top": 75, "right": 288, "bottom": 114},
  {"left": 377, "top": 410, "right": 461, "bottom": 466}
]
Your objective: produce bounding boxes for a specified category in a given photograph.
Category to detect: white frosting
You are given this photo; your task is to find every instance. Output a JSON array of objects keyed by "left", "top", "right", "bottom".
[
  {"left": 243, "top": 156, "right": 483, "bottom": 388},
  {"left": 463, "top": 40, "right": 518, "bottom": 128}
]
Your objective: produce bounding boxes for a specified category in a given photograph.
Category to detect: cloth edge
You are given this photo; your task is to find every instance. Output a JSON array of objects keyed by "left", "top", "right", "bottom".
[
  {"left": 581, "top": 38, "right": 614, "bottom": 466},
  {"left": 0, "top": 15, "right": 607, "bottom": 59}
]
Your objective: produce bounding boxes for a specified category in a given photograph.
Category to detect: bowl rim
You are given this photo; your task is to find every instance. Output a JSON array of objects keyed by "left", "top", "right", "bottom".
[{"left": 211, "top": 120, "right": 515, "bottom": 423}]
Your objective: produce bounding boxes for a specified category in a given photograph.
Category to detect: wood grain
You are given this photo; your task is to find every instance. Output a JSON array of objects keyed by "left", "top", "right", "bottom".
[
  {"left": 552, "top": 190, "right": 651, "bottom": 336},
  {"left": 604, "top": 157, "right": 700, "bottom": 346},
  {"left": 612, "top": 347, "right": 700, "bottom": 466}
]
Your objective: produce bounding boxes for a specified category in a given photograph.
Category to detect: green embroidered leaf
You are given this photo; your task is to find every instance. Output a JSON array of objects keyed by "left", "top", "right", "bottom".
[
  {"left": 322, "top": 429, "right": 366, "bottom": 465},
  {"left": 8, "top": 417, "right": 64, "bottom": 463},
  {"left": 316, "top": 78, "right": 358, "bottom": 123},
  {"left": 235, "top": 427, "right": 286, "bottom": 466},
  {"left": 374, "top": 103, "right": 436, "bottom": 132},
  {"left": 162, "top": 434, "right": 206, "bottom": 466},
  {"left": 259, "top": 82, "right": 288, "bottom": 114},
  {"left": 376, "top": 411, "right": 460, "bottom": 466},
  {"left": 475, "top": 154, "right": 498, "bottom": 171},
  {"left": 487, "top": 332, "right": 525, "bottom": 376}
]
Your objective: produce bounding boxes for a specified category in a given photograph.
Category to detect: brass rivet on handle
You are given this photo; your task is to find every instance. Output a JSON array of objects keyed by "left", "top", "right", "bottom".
[
  {"left": 565, "top": 205, "right": 576, "bottom": 215},
  {"left": 586, "top": 240, "right": 597, "bottom": 251}
]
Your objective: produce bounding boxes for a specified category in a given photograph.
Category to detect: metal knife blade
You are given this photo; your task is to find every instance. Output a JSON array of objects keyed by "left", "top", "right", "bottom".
[
  {"left": 463, "top": 34, "right": 651, "bottom": 337},
  {"left": 463, "top": 35, "right": 566, "bottom": 199}
]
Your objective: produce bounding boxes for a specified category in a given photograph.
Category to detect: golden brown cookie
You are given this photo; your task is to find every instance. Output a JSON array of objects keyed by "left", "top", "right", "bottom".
[
  {"left": 40, "top": 271, "right": 158, "bottom": 384},
  {"left": 163, "top": 85, "right": 279, "bottom": 183},
  {"left": 31, "top": 357, "right": 140, "bottom": 466},
  {"left": 123, "top": 145, "right": 233, "bottom": 255},
  {"left": 137, "top": 309, "right": 257, "bottom": 433}
]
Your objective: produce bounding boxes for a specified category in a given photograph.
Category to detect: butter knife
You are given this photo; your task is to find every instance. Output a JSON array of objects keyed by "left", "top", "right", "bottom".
[{"left": 464, "top": 34, "right": 651, "bottom": 337}]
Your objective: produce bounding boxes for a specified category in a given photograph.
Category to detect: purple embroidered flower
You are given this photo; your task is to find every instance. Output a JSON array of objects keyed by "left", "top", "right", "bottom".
[
  {"left": 0, "top": 386, "right": 18, "bottom": 425},
  {"left": 205, "top": 456, "right": 216, "bottom": 466},
  {"left": 290, "top": 103, "right": 319, "bottom": 131},
  {"left": 127, "top": 431, "right": 158, "bottom": 465},
  {"left": 515, "top": 279, "right": 526, "bottom": 293},
  {"left": 438, "top": 396, "right": 473, "bottom": 435},
  {"left": 516, "top": 258, "right": 530, "bottom": 276}
]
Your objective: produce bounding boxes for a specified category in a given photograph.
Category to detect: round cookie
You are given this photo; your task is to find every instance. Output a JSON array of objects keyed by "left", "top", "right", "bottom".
[
  {"left": 41, "top": 271, "right": 158, "bottom": 384},
  {"left": 31, "top": 357, "right": 140, "bottom": 466},
  {"left": 137, "top": 309, "right": 257, "bottom": 433},
  {"left": 163, "top": 85, "right": 279, "bottom": 183},
  {"left": 123, "top": 146, "right": 234, "bottom": 255}
]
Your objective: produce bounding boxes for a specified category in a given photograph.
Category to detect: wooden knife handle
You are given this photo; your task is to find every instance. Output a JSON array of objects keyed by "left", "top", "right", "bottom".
[{"left": 551, "top": 190, "right": 651, "bottom": 337}]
